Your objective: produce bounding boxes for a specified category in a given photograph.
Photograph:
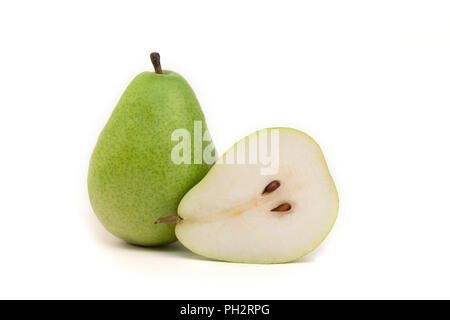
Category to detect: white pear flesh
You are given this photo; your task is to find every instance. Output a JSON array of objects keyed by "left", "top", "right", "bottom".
[{"left": 176, "top": 128, "right": 339, "bottom": 263}]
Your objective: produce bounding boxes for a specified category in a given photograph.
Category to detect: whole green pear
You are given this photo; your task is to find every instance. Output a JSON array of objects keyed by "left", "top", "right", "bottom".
[{"left": 88, "top": 53, "right": 215, "bottom": 246}]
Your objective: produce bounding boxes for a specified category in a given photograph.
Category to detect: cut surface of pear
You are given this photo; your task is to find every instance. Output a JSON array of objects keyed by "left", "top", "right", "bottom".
[{"left": 175, "top": 128, "right": 338, "bottom": 263}]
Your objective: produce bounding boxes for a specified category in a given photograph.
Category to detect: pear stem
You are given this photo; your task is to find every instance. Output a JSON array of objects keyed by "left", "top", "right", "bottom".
[
  {"left": 154, "top": 216, "right": 181, "bottom": 224},
  {"left": 150, "top": 52, "right": 163, "bottom": 74}
]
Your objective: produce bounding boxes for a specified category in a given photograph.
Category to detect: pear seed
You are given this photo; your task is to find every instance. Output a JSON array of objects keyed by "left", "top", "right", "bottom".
[
  {"left": 271, "top": 203, "right": 291, "bottom": 212},
  {"left": 262, "top": 180, "right": 281, "bottom": 194}
]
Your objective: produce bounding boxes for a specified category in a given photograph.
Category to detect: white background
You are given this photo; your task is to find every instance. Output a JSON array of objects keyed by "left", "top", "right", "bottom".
[{"left": 1, "top": 1, "right": 449, "bottom": 299}]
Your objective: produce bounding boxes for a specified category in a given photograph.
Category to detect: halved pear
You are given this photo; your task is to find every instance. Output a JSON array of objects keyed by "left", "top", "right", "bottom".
[{"left": 175, "top": 128, "right": 338, "bottom": 263}]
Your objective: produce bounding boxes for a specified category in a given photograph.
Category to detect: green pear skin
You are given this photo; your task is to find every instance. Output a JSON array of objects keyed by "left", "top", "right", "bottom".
[{"left": 88, "top": 65, "right": 214, "bottom": 246}]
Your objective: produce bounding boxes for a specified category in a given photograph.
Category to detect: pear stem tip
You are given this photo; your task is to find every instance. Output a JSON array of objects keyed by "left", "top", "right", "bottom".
[{"left": 150, "top": 52, "right": 163, "bottom": 74}]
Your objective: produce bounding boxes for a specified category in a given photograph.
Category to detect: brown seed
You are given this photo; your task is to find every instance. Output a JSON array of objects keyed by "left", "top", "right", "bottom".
[
  {"left": 262, "top": 180, "right": 281, "bottom": 194},
  {"left": 271, "top": 203, "right": 291, "bottom": 212}
]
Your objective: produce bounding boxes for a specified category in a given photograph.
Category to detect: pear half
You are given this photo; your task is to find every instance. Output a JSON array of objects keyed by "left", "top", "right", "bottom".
[{"left": 175, "top": 128, "right": 338, "bottom": 263}]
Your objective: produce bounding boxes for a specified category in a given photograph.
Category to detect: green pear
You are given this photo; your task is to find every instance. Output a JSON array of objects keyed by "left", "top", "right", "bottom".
[
  {"left": 88, "top": 53, "right": 215, "bottom": 246},
  {"left": 157, "top": 128, "right": 338, "bottom": 263}
]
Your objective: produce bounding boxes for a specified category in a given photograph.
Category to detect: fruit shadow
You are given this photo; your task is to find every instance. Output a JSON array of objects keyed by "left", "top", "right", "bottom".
[
  {"left": 292, "top": 245, "right": 326, "bottom": 263},
  {"left": 104, "top": 236, "right": 322, "bottom": 264},
  {"left": 122, "top": 240, "right": 323, "bottom": 264},
  {"left": 116, "top": 240, "right": 212, "bottom": 262}
]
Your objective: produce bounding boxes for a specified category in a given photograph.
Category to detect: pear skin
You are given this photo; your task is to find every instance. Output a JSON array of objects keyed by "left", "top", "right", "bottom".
[{"left": 88, "top": 53, "right": 215, "bottom": 246}]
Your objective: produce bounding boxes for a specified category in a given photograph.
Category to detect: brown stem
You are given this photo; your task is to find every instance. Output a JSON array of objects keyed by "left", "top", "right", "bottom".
[
  {"left": 154, "top": 216, "right": 181, "bottom": 224},
  {"left": 150, "top": 52, "right": 163, "bottom": 74}
]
